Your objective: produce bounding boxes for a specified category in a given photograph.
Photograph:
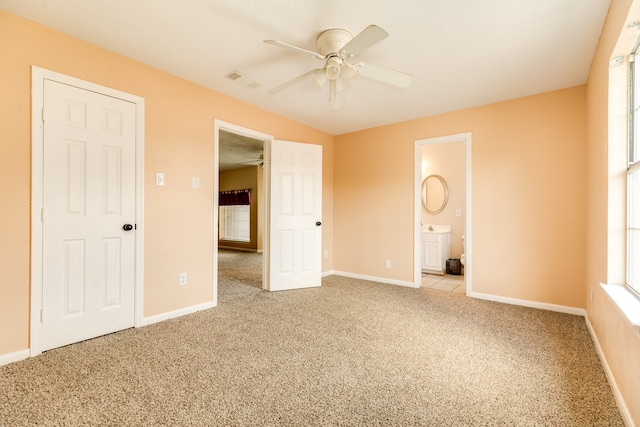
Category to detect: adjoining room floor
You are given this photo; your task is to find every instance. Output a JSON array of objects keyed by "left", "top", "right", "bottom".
[{"left": 421, "top": 272, "right": 465, "bottom": 293}]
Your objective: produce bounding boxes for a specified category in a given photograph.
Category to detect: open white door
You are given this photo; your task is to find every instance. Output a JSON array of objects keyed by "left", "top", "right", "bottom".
[{"left": 268, "top": 140, "right": 322, "bottom": 291}]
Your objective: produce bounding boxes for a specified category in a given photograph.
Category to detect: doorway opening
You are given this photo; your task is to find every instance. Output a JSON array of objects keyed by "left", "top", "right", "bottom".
[
  {"left": 414, "top": 133, "right": 471, "bottom": 293},
  {"left": 214, "top": 121, "right": 273, "bottom": 304}
]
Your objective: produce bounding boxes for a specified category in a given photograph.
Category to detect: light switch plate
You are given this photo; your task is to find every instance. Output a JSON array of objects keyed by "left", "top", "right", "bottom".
[{"left": 156, "top": 173, "right": 165, "bottom": 186}]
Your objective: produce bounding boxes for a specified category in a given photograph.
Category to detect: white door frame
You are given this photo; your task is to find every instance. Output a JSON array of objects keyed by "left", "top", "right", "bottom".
[
  {"left": 414, "top": 133, "right": 472, "bottom": 292},
  {"left": 213, "top": 120, "right": 273, "bottom": 297},
  {"left": 30, "top": 66, "right": 145, "bottom": 356}
]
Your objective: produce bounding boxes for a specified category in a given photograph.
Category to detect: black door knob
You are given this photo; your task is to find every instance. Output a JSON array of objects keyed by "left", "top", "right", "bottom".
[
  {"left": 122, "top": 224, "right": 134, "bottom": 231},
  {"left": 316, "top": 221, "right": 322, "bottom": 226}
]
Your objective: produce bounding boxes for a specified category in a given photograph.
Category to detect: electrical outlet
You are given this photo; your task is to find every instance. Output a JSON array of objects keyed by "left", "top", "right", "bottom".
[
  {"left": 385, "top": 260, "right": 391, "bottom": 269},
  {"left": 179, "top": 273, "right": 188, "bottom": 286},
  {"left": 323, "top": 250, "right": 328, "bottom": 259},
  {"left": 455, "top": 209, "right": 462, "bottom": 217}
]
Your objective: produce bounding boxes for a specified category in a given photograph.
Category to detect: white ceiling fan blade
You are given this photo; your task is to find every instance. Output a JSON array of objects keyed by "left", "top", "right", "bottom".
[
  {"left": 268, "top": 69, "right": 322, "bottom": 94},
  {"left": 264, "top": 39, "right": 325, "bottom": 60},
  {"left": 242, "top": 154, "right": 264, "bottom": 160},
  {"left": 356, "top": 62, "right": 413, "bottom": 88},
  {"left": 340, "top": 25, "right": 388, "bottom": 58}
]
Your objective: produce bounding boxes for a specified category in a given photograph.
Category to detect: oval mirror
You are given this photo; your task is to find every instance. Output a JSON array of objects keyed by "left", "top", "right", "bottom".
[{"left": 422, "top": 174, "right": 449, "bottom": 214}]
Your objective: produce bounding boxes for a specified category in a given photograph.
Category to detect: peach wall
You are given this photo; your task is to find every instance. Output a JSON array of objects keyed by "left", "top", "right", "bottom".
[
  {"left": 335, "top": 86, "right": 587, "bottom": 308},
  {"left": 421, "top": 141, "right": 466, "bottom": 258},
  {"left": 0, "top": 10, "right": 333, "bottom": 356},
  {"left": 586, "top": 0, "right": 640, "bottom": 424}
]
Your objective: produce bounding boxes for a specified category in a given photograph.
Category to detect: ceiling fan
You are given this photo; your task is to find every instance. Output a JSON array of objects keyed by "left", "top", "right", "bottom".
[
  {"left": 239, "top": 153, "right": 264, "bottom": 168},
  {"left": 264, "top": 25, "right": 413, "bottom": 110}
]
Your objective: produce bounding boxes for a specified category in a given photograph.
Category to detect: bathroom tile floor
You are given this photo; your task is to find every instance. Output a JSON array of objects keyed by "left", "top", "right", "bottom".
[{"left": 421, "top": 272, "right": 466, "bottom": 294}]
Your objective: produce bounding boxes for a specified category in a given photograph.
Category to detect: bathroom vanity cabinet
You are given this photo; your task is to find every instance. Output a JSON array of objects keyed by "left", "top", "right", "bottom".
[{"left": 421, "top": 229, "right": 450, "bottom": 275}]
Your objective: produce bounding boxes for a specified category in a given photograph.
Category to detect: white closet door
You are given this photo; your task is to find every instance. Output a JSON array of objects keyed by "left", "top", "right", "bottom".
[{"left": 41, "top": 79, "right": 136, "bottom": 351}]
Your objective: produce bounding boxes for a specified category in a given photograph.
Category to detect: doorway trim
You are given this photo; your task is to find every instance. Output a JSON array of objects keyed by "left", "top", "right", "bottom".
[
  {"left": 213, "top": 120, "right": 273, "bottom": 299},
  {"left": 30, "top": 66, "right": 145, "bottom": 357},
  {"left": 414, "top": 132, "right": 472, "bottom": 292}
]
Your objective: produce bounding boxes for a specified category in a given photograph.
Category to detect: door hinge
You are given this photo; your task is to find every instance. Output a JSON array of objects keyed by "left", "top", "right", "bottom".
[
  {"left": 41, "top": 208, "right": 46, "bottom": 222},
  {"left": 40, "top": 308, "right": 45, "bottom": 323},
  {"left": 41, "top": 107, "right": 45, "bottom": 123}
]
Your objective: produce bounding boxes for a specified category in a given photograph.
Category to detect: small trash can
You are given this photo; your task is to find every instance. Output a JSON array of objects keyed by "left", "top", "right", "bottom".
[{"left": 446, "top": 258, "right": 462, "bottom": 275}]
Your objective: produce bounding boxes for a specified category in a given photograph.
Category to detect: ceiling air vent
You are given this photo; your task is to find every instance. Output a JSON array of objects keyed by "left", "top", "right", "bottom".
[{"left": 225, "top": 70, "right": 260, "bottom": 88}]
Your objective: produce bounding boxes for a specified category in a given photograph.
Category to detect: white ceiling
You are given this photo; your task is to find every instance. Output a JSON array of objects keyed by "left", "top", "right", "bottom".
[
  {"left": 1, "top": 0, "right": 610, "bottom": 135},
  {"left": 218, "top": 130, "right": 265, "bottom": 171}
]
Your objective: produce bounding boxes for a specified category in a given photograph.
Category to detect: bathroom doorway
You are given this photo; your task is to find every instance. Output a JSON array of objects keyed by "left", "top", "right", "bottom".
[{"left": 414, "top": 133, "right": 471, "bottom": 293}]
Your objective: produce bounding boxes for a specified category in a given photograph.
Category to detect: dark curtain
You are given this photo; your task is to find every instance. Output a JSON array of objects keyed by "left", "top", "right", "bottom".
[{"left": 219, "top": 189, "right": 251, "bottom": 206}]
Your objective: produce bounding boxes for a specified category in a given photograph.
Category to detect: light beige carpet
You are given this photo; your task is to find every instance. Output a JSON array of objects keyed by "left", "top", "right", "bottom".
[{"left": 0, "top": 251, "right": 624, "bottom": 426}]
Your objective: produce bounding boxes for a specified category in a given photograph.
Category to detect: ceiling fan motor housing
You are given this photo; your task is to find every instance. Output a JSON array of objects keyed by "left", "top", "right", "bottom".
[{"left": 316, "top": 29, "right": 353, "bottom": 57}]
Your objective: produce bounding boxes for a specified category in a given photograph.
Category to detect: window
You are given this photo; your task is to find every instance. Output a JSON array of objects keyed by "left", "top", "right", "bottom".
[
  {"left": 628, "top": 53, "right": 640, "bottom": 296},
  {"left": 219, "top": 189, "right": 251, "bottom": 243},
  {"left": 219, "top": 205, "right": 250, "bottom": 242}
]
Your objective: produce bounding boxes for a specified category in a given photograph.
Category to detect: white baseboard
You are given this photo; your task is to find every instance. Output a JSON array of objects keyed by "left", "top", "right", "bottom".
[
  {"left": 327, "top": 274, "right": 586, "bottom": 315},
  {"left": 0, "top": 349, "right": 30, "bottom": 367},
  {"left": 467, "top": 291, "right": 586, "bottom": 316},
  {"left": 585, "top": 316, "right": 636, "bottom": 427},
  {"left": 330, "top": 271, "right": 417, "bottom": 288},
  {"left": 140, "top": 301, "right": 215, "bottom": 327},
  {"left": 0, "top": 303, "right": 216, "bottom": 366}
]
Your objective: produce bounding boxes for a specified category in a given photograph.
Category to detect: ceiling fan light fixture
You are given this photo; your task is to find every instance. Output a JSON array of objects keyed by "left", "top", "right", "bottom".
[
  {"left": 627, "top": 21, "right": 640, "bottom": 35},
  {"left": 313, "top": 69, "right": 327, "bottom": 87},
  {"left": 341, "top": 64, "right": 359, "bottom": 83},
  {"left": 325, "top": 57, "right": 342, "bottom": 80}
]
